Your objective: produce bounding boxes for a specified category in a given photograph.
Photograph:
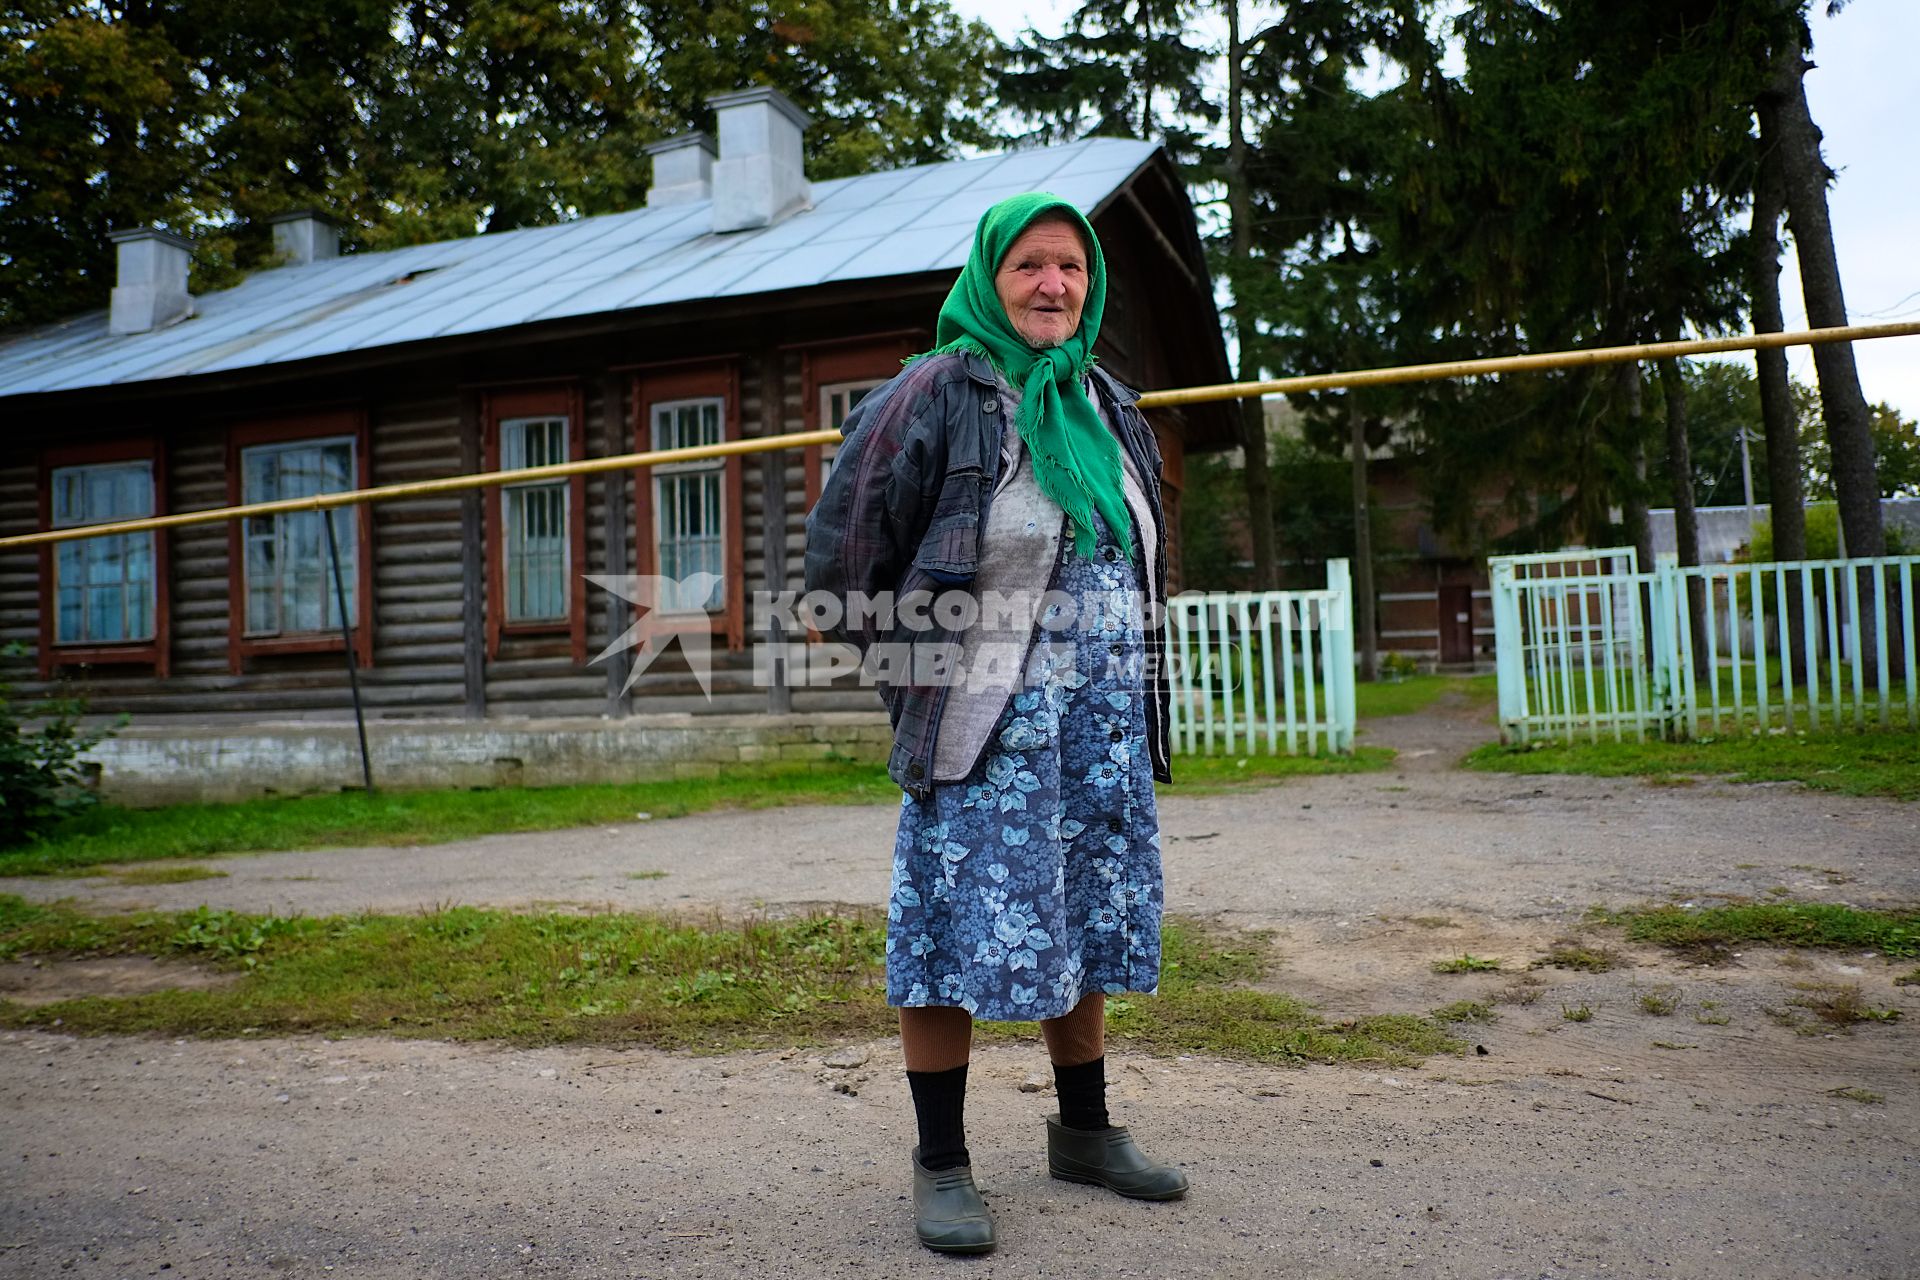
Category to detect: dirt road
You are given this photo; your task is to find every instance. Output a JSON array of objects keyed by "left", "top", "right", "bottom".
[{"left": 4, "top": 700, "right": 1916, "bottom": 1278}]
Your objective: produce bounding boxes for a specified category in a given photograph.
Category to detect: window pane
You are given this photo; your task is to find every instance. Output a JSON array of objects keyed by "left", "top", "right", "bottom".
[
  {"left": 240, "top": 439, "right": 356, "bottom": 636},
  {"left": 48, "top": 462, "right": 155, "bottom": 644},
  {"left": 505, "top": 482, "right": 567, "bottom": 621},
  {"left": 501, "top": 418, "right": 570, "bottom": 623},
  {"left": 657, "top": 471, "right": 723, "bottom": 610}
]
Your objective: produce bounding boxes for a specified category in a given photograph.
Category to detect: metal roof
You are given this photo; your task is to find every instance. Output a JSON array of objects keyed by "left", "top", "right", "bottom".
[{"left": 0, "top": 138, "right": 1160, "bottom": 399}]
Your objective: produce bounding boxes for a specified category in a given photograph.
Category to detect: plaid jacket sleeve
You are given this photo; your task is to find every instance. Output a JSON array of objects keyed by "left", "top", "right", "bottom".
[{"left": 802, "top": 361, "right": 947, "bottom": 655}]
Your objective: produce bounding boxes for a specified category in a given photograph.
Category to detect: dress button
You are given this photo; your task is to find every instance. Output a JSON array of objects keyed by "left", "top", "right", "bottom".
[
  {"left": 982, "top": 398, "right": 999, "bottom": 414},
  {"left": 1109, "top": 643, "right": 1122, "bottom": 656},
  {"left": 1101, "top": 546, "right": 1118, "bottom": 562},
  {"left": 1109, "top": 728, "right": 1124, "bottom": 743},
  {"left": 1107, "top": 817, "right": 1124, "bottom": 833}
]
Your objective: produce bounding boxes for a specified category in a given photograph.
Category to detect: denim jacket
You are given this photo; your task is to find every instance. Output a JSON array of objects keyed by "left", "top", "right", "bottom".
[{"left": 803, "top": 350, "right": 1173, "bottom": 800}]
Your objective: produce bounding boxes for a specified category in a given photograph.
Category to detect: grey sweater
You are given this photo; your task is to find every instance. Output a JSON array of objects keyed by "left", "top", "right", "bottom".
[{"left": 932, "top": 380, "right": 1162, "bottom": 781}]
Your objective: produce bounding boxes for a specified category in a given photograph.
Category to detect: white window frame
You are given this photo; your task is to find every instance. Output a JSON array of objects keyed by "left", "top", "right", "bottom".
[
  {"left": 239, "top": 435, "right": 358, "bottom": 637},
  {"left": 650, "top": 397, "right": 726, "bottom": 613},
  {"left": 50, "top": 460, "right": 156, "bottom": 646},
  {"left": 498, "top": 414, "right": 572, "bottom": 624},
  {"left": 818, "top": 379, "right": 882, "bottom": 491}
]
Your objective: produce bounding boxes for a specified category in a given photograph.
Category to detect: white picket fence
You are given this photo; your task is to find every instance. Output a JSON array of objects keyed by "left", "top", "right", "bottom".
[
  {"left": 1166, "top": 559, "right": 1356, "bottom": 755},
  {"left": 1491, "top": 546, "right": 1919, "bottom": 743}
]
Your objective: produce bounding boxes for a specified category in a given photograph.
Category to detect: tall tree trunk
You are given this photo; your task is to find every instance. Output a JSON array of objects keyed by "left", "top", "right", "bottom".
[
  {"left": 1767, "top": 45, "right": 1883, "bottom": 559},
  {"left": 1350, "top": 412, "right": 1376, "bottom": 681},
  {"left": 1767, "top": 31, "right": 1896, "bottom": 677},
  {"left": 1659, "top": 357, "right": 1709, "bottom": 676},
  {"left": 1750, "top": 100, "right": 1809, "bottom": 681},
  {"left": 1618, "top": 364, "right": 1657, "bottom": 674},
  {"left": 1226, "top": 1, "right": 1278, "bottom": 591}
]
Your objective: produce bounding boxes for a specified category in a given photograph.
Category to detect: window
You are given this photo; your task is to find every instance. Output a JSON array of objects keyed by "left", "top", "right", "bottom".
[
  {"left": 630, "top": 361, "right": 744, "bottom": 651},
  {"left": 500, "top": 416, "right": 569, "bottom": 622},
  {"left": 796, "top": 335, "right": 919, "bottom": 511},
  {"left": 651, "top": 398, "right": 726, "bottom": 612},
  {"left": 240, "top": 437, "right": 358, "bottom": 636},
  {"left": 817, "top": 380, "right": 881, "bottom": 492},
  {"left": 482, "top": 385, "right": 587, "bottom": 663},
  {"left": 51, "top": 461, "right": 155, "bottom": 646}
]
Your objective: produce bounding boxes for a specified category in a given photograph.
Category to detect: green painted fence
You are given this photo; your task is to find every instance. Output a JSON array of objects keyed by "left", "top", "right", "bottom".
[
  {"left": 1491, "top": 547, "right": 1918, "bottom": 743},
  {"left": 1166, "top": 559, "right": 1356, "bottom": 756}
]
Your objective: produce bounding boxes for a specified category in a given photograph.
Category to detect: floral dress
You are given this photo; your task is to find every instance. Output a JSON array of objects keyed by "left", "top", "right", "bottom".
[{"left": 885, "top": 507, "right": 1163, "bottom": 1022}]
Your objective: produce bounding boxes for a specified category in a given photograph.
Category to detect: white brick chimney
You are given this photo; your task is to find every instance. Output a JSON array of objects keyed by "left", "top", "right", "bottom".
[
  {"left": 269, "top": 209, "right": 340, "bottom": 265},
  {"left": 706, "top": 87, "right": 812, "bottom": 233},
  {"left": 644, "top": 131, "right": 716, "bottom": 207},
  {"left": 107, "top": 227, "right": 194, "bottom": 336}
]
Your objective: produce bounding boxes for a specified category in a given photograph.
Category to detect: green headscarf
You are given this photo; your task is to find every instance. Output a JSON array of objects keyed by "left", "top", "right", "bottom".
[{"left": 920, "top": 192, "right": 1134, "bottom": 561}]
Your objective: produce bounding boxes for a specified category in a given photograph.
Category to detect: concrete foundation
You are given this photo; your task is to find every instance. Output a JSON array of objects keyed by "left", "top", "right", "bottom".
[{"left": 85, "top": 712, "right": 894, "bottom": 806}]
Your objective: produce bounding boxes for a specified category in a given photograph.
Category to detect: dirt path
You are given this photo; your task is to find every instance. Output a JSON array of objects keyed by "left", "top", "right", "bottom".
[{"left": 4, "top": 701, "right": 1917, "bottom": 1278}]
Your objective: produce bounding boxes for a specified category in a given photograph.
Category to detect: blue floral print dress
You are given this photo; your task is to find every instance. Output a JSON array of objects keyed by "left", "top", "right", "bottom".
[{"left": 885, "top": 507, "right": 1163, "bottom": 1022}]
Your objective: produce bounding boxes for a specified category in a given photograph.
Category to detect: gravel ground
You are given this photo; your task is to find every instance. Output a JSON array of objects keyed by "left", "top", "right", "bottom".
[{"left": 3, "top": 698, "right": 1917, "bottom": 1278}]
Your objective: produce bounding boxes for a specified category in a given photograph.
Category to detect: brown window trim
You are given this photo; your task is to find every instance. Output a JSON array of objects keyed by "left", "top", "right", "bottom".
[
  {"left": 482, "top": 383, "right": 589, "bottom": 664},
  {"left": 38, "top": 437, "right": 171, "bottom": 679},
  {"left": 226, "top": 410, "right": 374, "bottom": 674},
  {"left": 794, "top": 333, "right": 921, "bottom": 511},
  {"left": 630, "top": 359, "right": 746, "bottom": 652}
]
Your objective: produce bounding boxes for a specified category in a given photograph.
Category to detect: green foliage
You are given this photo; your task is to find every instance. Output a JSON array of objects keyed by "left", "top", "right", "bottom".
[
  {"left": 1803, "top": 401, "right": 1920, "bottom": 501},
  {"left": 0, "top": 760, "right": 901, "bottom": 877},
  {"left": 1431, "top": 954, "right": 1501, "bottom": 974},
  {"left": 0, "top": 904, "right": 1465, "bottom": 1064},
  {"left": 995, "top": 0, "right": 1216, "bottom": 161},
  {"left": 0, "top": 645, "right": 116, "bottom": 847},
  {"left": 1465, "top": 730, "right": 1920, "bottom": 801},
  {"left": 1, "top": 1, "right": 1004, "bottom": 325},
  {"left": 1606, "top": 902, "right": 1920, "bottom": 957}
]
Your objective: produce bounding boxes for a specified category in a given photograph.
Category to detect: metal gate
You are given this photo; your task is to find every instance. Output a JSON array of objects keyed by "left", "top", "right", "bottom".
[
  {"left": 1166, "top": 559, "right": 1356, "bottom": 756},
  {"left": 1491, "top": 547, "right": 1919, "bottom": 743}
]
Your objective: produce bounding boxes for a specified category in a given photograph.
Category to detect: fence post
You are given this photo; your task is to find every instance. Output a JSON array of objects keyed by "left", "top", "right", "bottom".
[
  {"left": 1648, "top": 556, "right": 1689, "bottom": 740},
  {"left": 1490, "top": 559, "right": 1526, "bottom": 744},
  {"left": 1325, "top": 559, "right": 1357, "bottom": 752}
]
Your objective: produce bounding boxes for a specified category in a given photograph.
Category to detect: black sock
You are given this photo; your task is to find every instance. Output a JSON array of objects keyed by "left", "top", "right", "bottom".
[
  {"left": 907, "top": 1064, "right": 971, "bottom": 1171},
  {"left": 1053, "top": 1055, "right": 1110, "bottom": 1132}
]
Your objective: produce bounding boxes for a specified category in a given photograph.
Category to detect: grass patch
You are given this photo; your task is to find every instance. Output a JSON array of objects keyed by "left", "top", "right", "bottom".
[
  {"left": 1353, "top": 674, "right": 1497, "bottom": 720},
  {"left": 1694, "top": 1001, "right": 1731, "bottom": 1026},
  {"left": 627, "top": 871, "right": 670, "bottom": 881},
  {"left": 1431, "top": 1000, "right": 1498, "bottom": 1025},
  {"left": 1638, "top": 989, "right": 1678, "bottom": 1016},
  {"left": 1432, "top": 954, "right": 1502, "bottom": 974},
  {"left": 1, "top": 748, "right": 1396, "bottom": 877},
  {"left": 1533, "top": 941, "right": 1622, "bottom": 972},
  {"left": 1463, "top": 731, "right": 1920, "bottom": 801},
  {"left": 0, "top": 762, "right": 902, "bottom": 877},
  {"left": 0, "top": 901, "right": 1464, "bottom": 1066},
  {"left": 1825, "top": 1086, "right": 1884, "bottom": 1104},
  {"left": 1169, "top": 746, "right": 1395, "bottom": 793},
  {"left": 1788, "top": 981, "right": 1902, "bottom": 1029},
  {"left": 1896, "top": 967, "right": 1920, "bottom": 987},
  {"left": 1562, "top": 1004, "right": 1593, "bottom": 1022},
  {"left": 1597, "top": 903, "right": 1920, "bottom": 958}
]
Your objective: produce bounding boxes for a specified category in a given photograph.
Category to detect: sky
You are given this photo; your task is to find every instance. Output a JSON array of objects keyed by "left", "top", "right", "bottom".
[{"left": 946, "top": 0, "right": 1920, "bottom": 420}]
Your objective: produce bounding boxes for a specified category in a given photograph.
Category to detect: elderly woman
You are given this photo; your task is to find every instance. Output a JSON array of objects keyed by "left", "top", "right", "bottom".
[{"left": 804, "top": 192, "right": 1185, "bottom": 1255}]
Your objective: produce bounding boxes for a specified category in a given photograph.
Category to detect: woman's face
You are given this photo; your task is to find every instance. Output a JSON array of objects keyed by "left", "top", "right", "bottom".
[{"left": 994, "top": 218, "right": 1090, "bottom": 349}]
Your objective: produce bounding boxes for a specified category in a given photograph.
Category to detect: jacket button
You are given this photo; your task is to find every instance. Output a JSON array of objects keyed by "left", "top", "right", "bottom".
[
  {"left": 1108, "top": 817, "right": 1124, "bottom": 833},
  {"left": 981, "top": 397, "right": 999, "bottom": 414},
  {"left": 907, "top": 762, "right": 925, "bottom": 780},
  {"left": 1102, "top": 546, "right": 1118, "bottom": 562},
  {"left": 1109, "top": 728, "right": 1124, "bottom": 743}
]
